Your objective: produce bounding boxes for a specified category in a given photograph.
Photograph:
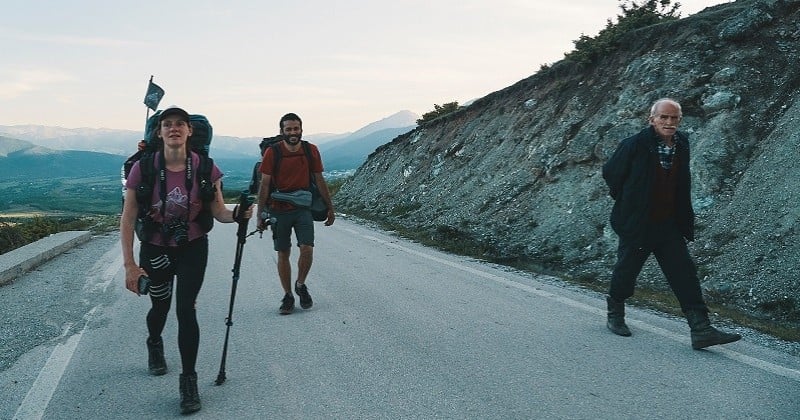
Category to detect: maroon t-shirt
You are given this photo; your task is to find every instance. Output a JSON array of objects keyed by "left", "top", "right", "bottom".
[{"left": 126, "top": 151, "right": 223, "bottom": 246}]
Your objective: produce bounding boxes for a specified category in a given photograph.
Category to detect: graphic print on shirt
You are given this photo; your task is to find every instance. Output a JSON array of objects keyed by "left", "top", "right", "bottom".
[{"left": 150, "top": 186, "right": 189, "bottom": 223}]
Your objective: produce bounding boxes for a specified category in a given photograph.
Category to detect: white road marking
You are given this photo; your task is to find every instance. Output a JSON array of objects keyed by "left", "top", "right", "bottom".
[
  {"left": 14, "top": 319, "right": 86, "bottom": 420},
  {"left": 15, "top": 242, "right": 129, "bottom": 419},
  {"left": 352, "top": 228, "right": 800, "bottom": 382}
]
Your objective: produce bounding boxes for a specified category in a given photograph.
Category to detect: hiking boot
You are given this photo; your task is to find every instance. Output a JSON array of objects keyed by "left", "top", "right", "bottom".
[
  {"left": 606, "top": 296, "right": 632, "bottom": 337},
  {"left": 146, "top": 336, "right": 167, "bottom": 376},
  {"left": 179, "top": 372, "right": 201, "bottom": 414},
  {"left": 685, "top": 310, "right": 742, "bottom": 350},
  {"left": 279, "top": 293, "right": 295, "bottom": 315},
  {"left": 295, "top": 282, "right": 313, "bottom": 309}
]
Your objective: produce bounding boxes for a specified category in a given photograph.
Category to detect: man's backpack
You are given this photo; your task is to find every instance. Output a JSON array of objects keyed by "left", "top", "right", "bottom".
[
  {"left": 121, "top": 110, "right": 217, "bottom": 239},
  {"left": 248, "top": 135, "right": 283, "bottom": 194}
]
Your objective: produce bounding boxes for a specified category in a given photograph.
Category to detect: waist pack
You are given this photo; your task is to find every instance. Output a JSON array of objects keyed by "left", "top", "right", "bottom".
[{"left": 271, "top": 190, "right": 312, "bottom": 208}]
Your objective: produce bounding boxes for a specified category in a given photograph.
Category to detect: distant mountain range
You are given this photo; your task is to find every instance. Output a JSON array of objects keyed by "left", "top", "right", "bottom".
[
  {"left": 318, "top": 126, "right": 415, "bottom": 170},
  {"left": 0, "top": 136, "right": 123, "bottom": 181},
  {"left": 0, "top": 110, "right": 418, "bottom": 169},
  {"left": 0, "top": 110, "right": 417, "bottom": 214}
]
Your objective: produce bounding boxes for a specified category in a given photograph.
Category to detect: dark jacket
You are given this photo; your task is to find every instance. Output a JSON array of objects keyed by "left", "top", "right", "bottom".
[{"left": 602, "top": 126, "right": 695, "bottom": 247}]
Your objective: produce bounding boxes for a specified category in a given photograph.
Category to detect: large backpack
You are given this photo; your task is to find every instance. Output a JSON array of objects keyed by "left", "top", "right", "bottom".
[
  {"left": 123, "top": 111, "right": 213, "bottom": 180},
  {"left": 248, "top": 135, "right": 283, "bottom": 194},
  {"left": 121, "top": 110, "right": 217, "bottom": 240}
]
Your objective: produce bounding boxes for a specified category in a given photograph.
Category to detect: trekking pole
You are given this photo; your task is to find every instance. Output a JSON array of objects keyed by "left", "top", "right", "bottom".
[{"left": 215, "top": 190, "right": 255, "bottom": 385}]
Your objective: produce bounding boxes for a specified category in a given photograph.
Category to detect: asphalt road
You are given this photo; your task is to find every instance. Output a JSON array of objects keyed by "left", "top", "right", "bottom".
[{"left": 1, "top": 217, "right": 799, "bottom": 419}]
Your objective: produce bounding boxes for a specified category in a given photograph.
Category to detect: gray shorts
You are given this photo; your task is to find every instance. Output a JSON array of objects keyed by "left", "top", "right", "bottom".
[{"left": 271, "top": 209, "right": 315, "bottom": 251}]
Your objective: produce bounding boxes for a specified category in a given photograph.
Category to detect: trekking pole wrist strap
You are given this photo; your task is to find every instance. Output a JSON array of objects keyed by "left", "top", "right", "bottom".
[{"left": 232, "top": 205, "right": 240, "bottom": 223}]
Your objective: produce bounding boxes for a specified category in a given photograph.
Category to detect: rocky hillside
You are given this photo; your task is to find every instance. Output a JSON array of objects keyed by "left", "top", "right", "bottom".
[{"left": 335, "top": 0, "right": 800, "bottom": 327}]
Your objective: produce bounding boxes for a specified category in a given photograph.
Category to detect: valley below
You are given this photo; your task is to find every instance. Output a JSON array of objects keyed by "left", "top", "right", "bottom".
[
  {"left": 0, "top": 157, "right": 346, "bottom": 217},
  {"left": 0, "top": 159, "right": 247, "bottom": 216}
]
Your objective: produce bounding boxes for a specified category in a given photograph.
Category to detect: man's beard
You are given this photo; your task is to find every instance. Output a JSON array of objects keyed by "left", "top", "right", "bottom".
[{"left": 285, "top": 134, "right": 302, "bottom": 144}]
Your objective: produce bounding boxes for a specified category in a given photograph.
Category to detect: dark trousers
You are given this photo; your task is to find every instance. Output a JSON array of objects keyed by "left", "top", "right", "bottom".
[
  {"left": 609, "top": 219, "right": 707, "bottom": 313},
  {"left": 140, "top": 237, "right": 208, "bottom": 374}
]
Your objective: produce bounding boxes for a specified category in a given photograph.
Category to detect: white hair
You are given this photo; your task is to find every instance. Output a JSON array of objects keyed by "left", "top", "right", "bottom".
[{"left": 650, "top": 98, "right": 682, "bottom": 117}]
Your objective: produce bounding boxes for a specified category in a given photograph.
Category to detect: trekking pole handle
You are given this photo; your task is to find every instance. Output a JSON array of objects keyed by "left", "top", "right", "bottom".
[
  {"left": 236, "top": 190, "right": 255, "bottom": 238},
  {"left": 239, "top": 190, "right": 254, "bottom": 209}
]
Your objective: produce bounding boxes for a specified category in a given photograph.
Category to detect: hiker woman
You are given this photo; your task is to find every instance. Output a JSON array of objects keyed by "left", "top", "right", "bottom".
[{"left": 119, "top": 106, "right": 252, "bottom": 414}]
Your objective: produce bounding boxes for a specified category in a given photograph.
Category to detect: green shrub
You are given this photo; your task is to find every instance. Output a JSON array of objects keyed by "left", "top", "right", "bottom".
[
  {"left": 417, "top": 102, "right": 461, "bottom": 125},
  {"left": 19, "top": 216, "right": 60, "bottom": 240},
  {"left": 0, "top": 221, "right": 27, "bottom": 255},
  {"left": 0, "top": 217, "right": 60, "bottom": 255},
  {"left": 565, "top": 0, "right": 681, "bottom": 65},
  {"left": 0, "top": 215, "right": 115, "bottom": 255},
  {"left": 326, "top": 177, "right": 347, "bottom": 196}
]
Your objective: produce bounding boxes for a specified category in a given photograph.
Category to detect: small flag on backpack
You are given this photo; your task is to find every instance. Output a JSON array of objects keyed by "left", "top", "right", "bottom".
[{"left": 143, "top": 79, "right": 165, "bottom": 111}]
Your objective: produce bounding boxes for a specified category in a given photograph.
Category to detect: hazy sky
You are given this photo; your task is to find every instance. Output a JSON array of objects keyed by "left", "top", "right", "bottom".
[{"left": 1, "top": 0, "right": 728, "bottom": 137}]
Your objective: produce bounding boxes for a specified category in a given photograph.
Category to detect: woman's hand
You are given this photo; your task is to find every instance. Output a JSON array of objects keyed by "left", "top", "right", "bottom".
[
  {"left": 124, "top": 263, "right": 148, "bottom": 295},
  {"left": 232, "top": 203, "right": 254, "bottom": 223}
]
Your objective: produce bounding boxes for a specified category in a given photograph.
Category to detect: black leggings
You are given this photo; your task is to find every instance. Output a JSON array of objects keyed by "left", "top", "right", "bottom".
[{"left": 140, "top": 237, "right": 208, "bottom": 374}]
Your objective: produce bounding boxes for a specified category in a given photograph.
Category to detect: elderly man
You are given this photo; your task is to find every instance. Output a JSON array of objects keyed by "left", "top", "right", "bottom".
[{"left": 602, "top": 98, "right": 741, "bottom": 350}]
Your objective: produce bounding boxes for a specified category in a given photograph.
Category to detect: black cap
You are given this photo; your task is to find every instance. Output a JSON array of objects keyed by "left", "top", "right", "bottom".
[{"left": 159, "top": 106, "right": 190, "bottom": 123}]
